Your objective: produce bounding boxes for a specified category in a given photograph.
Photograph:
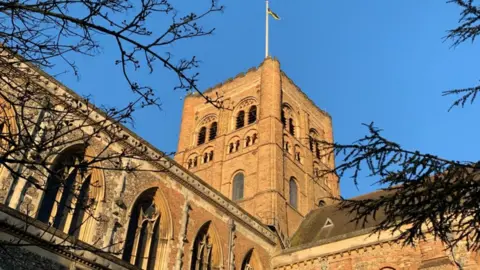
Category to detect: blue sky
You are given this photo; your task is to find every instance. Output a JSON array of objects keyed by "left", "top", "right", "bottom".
[{"left": 56, "top": 1, "right": 480, "bottom": 198}]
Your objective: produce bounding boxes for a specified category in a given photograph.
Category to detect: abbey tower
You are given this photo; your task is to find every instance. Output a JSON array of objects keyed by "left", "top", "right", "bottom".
[
  {"left": 1, "top": 51, "right": 478, "bottom": 270},
  {"left": 174, "top": 58, "right": 339, "bottom": 237}
]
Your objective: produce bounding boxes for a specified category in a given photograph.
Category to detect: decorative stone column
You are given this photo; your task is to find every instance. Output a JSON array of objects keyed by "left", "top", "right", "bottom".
[{"left": 175, "top": 200, "right": 191, "bottom": 270}]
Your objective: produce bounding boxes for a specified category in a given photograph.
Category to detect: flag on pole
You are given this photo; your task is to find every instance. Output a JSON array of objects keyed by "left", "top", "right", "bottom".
[{"left": 268, "top": 8, "right": 280, "bottom": 20}]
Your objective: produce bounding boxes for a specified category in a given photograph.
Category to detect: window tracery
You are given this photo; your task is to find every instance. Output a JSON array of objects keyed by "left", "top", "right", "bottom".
[
  {"left": 241, "top": 249, "right": 262, "bottom": 270},
  {"left": 191, "top": 222, "right": 222, "bottom": 270},
  {"left": 122, "top": 188, "right": 170, "bottom": 269},
  {"left": 37, "top": 145, "right": 103, "bottom": 241}
]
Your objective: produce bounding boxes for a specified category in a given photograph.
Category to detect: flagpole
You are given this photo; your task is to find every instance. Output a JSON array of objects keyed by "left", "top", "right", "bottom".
[{"left": 265, "top": 0, "right": 269, "bottom": 58}]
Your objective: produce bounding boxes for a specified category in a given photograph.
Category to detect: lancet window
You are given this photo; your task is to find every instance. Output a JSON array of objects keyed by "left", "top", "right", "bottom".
[
  {"left": 37, "top": 145, "right": 102, "bottom": 240},
  {"left": 123, "top": 188, "right": 168, "bottom": 269},
  {"left": 289, "top": 177, "right": 298, "bottom": 209},
  {"left": 232, "top": 172, "right": 244, "bottom": 201},
  {"left": 191, "top": 222, "right": 222, "bottom": 270}
]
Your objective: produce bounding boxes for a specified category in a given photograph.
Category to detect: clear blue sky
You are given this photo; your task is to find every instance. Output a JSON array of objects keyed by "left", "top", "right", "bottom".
[{"left": 55, "top": 1, "right": 480, "bottom": 198}]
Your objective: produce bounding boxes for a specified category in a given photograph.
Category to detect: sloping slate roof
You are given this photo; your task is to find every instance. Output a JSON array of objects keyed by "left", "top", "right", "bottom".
[{"left": 290, "top": 189, "right": 392, "bottom": 247}]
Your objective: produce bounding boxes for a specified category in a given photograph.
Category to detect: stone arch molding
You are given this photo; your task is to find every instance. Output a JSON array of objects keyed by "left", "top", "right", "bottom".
[
  {"left": 232, "top": 97, "right": 258, "bottom": 130},
  {"left": 33, "top": 143, "right": 106, "bottom": 243},
  {"left": 122, "top": 186, "right": 173, "bottom": 270},
  {"left": 198, "top": 113, "right": 218, "bottom": 127},
  {"left": 241, "top": 248, "right": 264, "bottom": 270},
  {"left": 234, "top": 97, "right": 257, "bottom": 112},
  {"left": 195, "top": 114, "right": 218, "bottom": 146},
  {"left": 190, "top": 221, "right": 224, "bottom": 270}
]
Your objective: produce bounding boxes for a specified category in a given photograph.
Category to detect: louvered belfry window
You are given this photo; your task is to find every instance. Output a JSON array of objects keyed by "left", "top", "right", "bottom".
[
  {"left": 198, "top": 127, "right": 206, "bottom": 145},
  {"left": 209, "top": 122, "right": 217, "bottom": 141},
  {"left": 248, "top": 106, "right": 257, "bottom": 124},
  {"left": 236, "top": 111, "right": 245, "bottom": 129},
  {"left": 289, "top": 118, "right": 295, "bottom": 136}
]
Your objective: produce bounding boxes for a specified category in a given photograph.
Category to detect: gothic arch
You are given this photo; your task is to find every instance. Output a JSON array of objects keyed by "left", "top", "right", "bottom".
[
  {"left": 190, "top": 221, "right": 224, "bottom": 270},
  {"left": 123, "top": 187, "right": 173, "bottom": 270},
  {"left": 36, "top": 143, "right": 105, "bottom": 242},
  {"left": 0, "top": 97, "right": 18, "bottom": 185},
  {"left": 78, "top": 145, "right": 106, "bottom": 242},
  {"left": 240, "top": 248, "right": 263, "bottom": 270}
]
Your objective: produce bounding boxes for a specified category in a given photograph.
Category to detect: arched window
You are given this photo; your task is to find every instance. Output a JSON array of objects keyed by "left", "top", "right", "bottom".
[
  {"left": 289, "top": 118, "right": 295, "bottom": 136},
  {"left": 203, "top": 153, "right": 208, "bottom": 164},
  {"left": 123, "top": 188, "right": 170, "bottom": 269},
  {"left": 235, "top": 140, "right": 240, "bottom": 152},
  {"left": 245, "top": 136, "right": 251, "bottom": 147},
  {"left": 191, "top": 222, "right": 222, "bottom": 270},
  {"left": 209, "top": 151, "right": 214, "bottom": 161},
  {"left": 229, "top": 143, "right": 234, "bottom": 154},
  {"left": 318, "top": 200, "right": 326, "bottom": 207},
  {"left": 284, "top": 141, "right": 290, "bottom": 152},
  {"left": 232, "top": 172, "right": 244, "bottom": 201},
  {"left": 198, "top": 127, "right": 207, "bottom": 145},
  {"left": 209, "top": 122, "right": 218, "bottom": 141},
  {"left": 316, "top": 141, "right": 321, "bottom": 159},
  {"left": 252, "top": 133, "right": 258, "bottom": 144},
  {"left": 236, "top": 111, "right": 245, "bottom": 129},
  {"left": 193, "top": 157, "right": 198, "bottom": 167},
  {"left": 281, "top": 110, "right": 286, "bottom": 127},
  {"left": 294, "top": 146, "right": 301, "bottom": 162},
  {"left": 187, "top": 159, "right": 192, "bottom": 169},
  {"left": 37, "top": 145, "right": 102, "bottom": 240},
  {"left": 289, "top": 177, "right": 298, "bottom": 209},
  {"left": 241, "top": 248, "right": 262, "bottom": 270},
  {"left": 248, "top": 106, "right": 257, "bottom": 124}
]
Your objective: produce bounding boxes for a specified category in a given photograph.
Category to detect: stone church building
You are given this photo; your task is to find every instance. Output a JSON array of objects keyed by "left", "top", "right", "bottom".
[{"left": 0, "top": 54, "right": 478, "bottom": 269}]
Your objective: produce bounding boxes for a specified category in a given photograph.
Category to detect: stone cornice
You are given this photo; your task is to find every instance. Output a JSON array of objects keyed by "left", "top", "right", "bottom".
[{"left": 0, "top": 51, "right": 277, "bottom": 245}]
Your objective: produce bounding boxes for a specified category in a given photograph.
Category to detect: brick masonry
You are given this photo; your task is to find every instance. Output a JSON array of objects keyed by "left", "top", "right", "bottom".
[{"left": 0, "top": 54, "right": 477, "bottom": 270}]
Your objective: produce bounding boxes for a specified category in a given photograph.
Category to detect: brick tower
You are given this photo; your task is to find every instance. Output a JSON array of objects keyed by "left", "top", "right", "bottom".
[{"left": 174, "top": 58, "right": 339, "bottom": 239}]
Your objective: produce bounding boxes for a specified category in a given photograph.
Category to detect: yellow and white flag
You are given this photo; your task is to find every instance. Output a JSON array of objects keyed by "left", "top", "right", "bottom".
[{"left": 268, "top": 8, "right": 280, "bottom": 20}]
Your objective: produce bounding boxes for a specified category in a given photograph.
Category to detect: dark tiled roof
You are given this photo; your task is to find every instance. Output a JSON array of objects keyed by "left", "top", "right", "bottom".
[{"left": 290, "top": 189, "right": 393, "bottom": 247}]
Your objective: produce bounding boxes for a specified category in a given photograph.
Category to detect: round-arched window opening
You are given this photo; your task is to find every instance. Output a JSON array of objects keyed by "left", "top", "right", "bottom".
[
  {"left": 232, "top": 172, "right": 245, "bottom": 201},
  {"left": 318, "top": 200, "right": 326, "bottom": 207}
]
